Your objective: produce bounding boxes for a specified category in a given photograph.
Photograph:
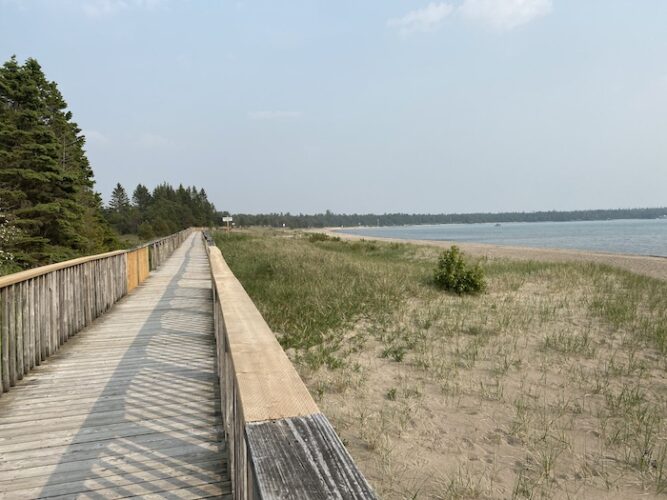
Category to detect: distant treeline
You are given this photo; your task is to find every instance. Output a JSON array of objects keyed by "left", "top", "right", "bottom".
[
  {"left": 231, "top": 207, "right": 667, "bottom": 229},
  {"left": 105, "top": 182, "right": 217, "bottom": 239}
]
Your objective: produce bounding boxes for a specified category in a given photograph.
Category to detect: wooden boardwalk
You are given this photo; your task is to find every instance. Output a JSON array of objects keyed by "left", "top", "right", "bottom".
[{"left": 0, "top": 234, "right": 230, "bottom": 499}]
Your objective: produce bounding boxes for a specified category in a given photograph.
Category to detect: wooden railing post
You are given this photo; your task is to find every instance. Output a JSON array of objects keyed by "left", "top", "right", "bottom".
[{"left": 1, "top": 286, "right": 10, "bottom": 392}]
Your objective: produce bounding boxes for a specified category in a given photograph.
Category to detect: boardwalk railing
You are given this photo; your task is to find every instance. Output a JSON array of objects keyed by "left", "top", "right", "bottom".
[
  {"left": 0, "top": 229, "right": 192, "bottom": 396},
  {"left": 205, "top": 235, "right": 377, "bottom": 499}
]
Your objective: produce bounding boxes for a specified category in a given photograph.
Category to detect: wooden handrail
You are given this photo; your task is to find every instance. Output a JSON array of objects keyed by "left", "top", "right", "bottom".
[
  {"left": 0, "top": 250, "right": 127, "bottom": 289},
  {"left": 0, "top": 230, "right": 192, "bottom": 289},
  {"left": 205, "top": 234, "right": 376, "bottom": 499},
  {"left": 0, "top": 228, "right": 193, "bottom": 396}
]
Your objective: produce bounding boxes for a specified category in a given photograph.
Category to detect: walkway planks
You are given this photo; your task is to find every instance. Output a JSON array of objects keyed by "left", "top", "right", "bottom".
[{"left": 0, "top": 234, "right": 230, "bottom": 499}]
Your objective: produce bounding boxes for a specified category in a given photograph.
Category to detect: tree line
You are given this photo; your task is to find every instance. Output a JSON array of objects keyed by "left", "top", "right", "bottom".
[
  {"left": 232, "top": 207, "right": 667, "bottom": 229},
  {"left": 105, "top": 182, "right": 217, "bottom": 239},
  {"left": 0, "top": 56, "right": 217, "bottom": 274}
]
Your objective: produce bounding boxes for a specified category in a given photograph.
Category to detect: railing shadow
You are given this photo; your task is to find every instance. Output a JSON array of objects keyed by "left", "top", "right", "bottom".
[{"left": 35, "top": 235, "right": 229, "bottom": 498}]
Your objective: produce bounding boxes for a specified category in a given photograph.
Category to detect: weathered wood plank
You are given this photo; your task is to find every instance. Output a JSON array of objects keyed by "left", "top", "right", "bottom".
[
  {"left": 15, "top": 284, "right": 23, "bottom": 380},
  {"left": 123, "top": 483, "right": 230, "bottom": 500},
  {"left": 0, "top": 414, "right": 220, "bottom": 451},
  {"left": 35, "top": 276, "right": 42, "bottom": 365},
  {"left": 0, "top": 425, "right": 221, "bottom": 462},
  {"left": 0, "top": 287, "right": 6, "bottom": 393},
  {"left": 0, "top": 454, "right": 224, "bottom": 496},
  {"left": 0, "top": 386, "right": 217, "bottom": 416},
  {"left": 0, "top": 250, "right": 127, "bottom": 289},
  {"left": 51, "top": 271, "right": 58, "bottom": 355},
  {"left": 246, "top": 413, "right": 377, "bottom": 499},
  {"left": 7, "top": 285, "right": 16, "bottom": 386},
  {"left": 0, "top": 436, "right": 223, "bottom": 473},
  {"left": 44, "top": 273, "right": 52, "bottom": 358},
  {"left": 27, "top": 278, "right": 35, "bottom": 370},
  {"left": 21, "top": 281, "right": 29, "bottom": 376},
  {"left": 2, "top": 460, "right": 225, "bottom": 499},
  {"left": 19, "top": 476, "right": 230, "bottom": 500},
  {"left": 0, "top": 442, "right": 223, "bottom": 482},
  {"left": 0, "top": 396, "right": 220, "bottom": 426}
]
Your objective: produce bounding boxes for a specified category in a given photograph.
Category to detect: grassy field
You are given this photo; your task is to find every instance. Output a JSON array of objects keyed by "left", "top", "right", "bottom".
[{"left": 215, "top": 229, "right": 667, "bottom": 499}]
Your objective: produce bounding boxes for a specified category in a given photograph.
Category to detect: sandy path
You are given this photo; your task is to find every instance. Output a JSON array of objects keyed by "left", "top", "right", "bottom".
[{"left": 322, "top": 228, "right": 667, "bottom": 282}]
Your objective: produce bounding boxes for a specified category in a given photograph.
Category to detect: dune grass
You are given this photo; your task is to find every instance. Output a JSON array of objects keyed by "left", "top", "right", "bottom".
[
  {"left": 214, "top": 230, "right": 426, "bottom": 368},
  {"left": 215, "top": 229, "right": 667, "bottom": 499}
]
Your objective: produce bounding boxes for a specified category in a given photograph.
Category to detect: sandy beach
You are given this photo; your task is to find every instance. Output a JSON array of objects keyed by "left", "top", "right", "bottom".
[
  {"left": 323, "top": 228, "right": 667, "bottom": 282},
  {"left": 221, "top": 229, "right": 667, "bottom": 498}
]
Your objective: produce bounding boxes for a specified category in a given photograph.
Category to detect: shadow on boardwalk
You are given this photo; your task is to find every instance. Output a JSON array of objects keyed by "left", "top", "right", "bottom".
[{"left": 0, "top": 235, "right": 230, "bottom": 499}]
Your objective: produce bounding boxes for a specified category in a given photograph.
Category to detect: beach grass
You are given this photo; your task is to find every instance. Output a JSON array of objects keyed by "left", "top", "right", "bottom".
[{"left": 215, "top": 228, "right": 667, "bottom": 499}]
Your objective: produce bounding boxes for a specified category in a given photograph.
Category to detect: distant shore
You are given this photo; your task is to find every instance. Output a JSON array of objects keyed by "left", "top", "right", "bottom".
[{"left": 321, "top": 228, "right": 667, "bottom": 282}]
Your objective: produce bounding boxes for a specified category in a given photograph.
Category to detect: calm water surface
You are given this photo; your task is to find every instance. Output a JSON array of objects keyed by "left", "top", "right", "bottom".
[{"left": 338, "top": 219, "right": 667, "bottom": 257}]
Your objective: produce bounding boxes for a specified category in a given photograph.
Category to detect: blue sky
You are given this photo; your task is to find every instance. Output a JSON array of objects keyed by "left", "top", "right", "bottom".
[{"left": 1, "top": 0, "right": 666, "bottom": 214}]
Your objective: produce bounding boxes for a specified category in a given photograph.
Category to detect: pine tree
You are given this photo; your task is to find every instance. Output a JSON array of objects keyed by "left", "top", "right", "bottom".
[
  {"left": 132, "top": 184, "right": 152, "bottom": 213},
  {"left": 0, "top": 56, "right": 116, "bottom": 267},
  {"left": 104, "top": 180, "right": 217, "bottom": 238},
  {"left": 106, "top": 183, "right": 136, "bottom": 234},
  {"left": 109, "top": 183, "right": 130, "bottom": 212},
  {"left": 0, "top": 57, "right": 79, "bottom": 263}
]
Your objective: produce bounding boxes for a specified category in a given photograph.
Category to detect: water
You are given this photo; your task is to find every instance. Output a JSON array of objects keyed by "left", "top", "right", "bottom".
[{"left": 337, "top": 219, "right": 667, "bottom": 257}]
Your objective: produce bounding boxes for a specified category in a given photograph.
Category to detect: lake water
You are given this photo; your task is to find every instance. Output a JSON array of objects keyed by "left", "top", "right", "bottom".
[{"left": 337, "top": 219, "right": 667, "bottom": 257}]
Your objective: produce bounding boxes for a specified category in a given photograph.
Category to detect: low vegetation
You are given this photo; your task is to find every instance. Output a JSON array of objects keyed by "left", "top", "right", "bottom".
[
  {"left": 216, "top": 228, "right": 667, "bottom": 499},
  {"left": 433, "top": 245, "right": 486, "bottom": 295}
]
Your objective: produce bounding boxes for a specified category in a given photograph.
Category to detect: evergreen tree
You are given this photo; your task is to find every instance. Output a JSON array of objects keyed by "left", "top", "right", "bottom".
[
  {"left": 104, "top": 181, "right": 218, "bottom": 237},
  {"left": 0, "top": 56, "right": 115, "bottom": 266},
  {"left": 132, "top": 184, "right": 152, "bottom": 213},
  {"left": 109, "top": 183, "right": 130, "bottom": 212},
  {"left": 106, "top": 183, "right": 135, "bottom": 235}
]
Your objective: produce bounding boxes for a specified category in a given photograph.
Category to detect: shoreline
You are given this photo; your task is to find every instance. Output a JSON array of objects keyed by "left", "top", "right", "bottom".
[{"left": 320, "top": 228, "right": 667, "bottom": 282}]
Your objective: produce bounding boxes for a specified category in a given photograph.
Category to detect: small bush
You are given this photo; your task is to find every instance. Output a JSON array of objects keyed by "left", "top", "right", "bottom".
[
  {"left": 433, "top": 246, "right": 486, "bottom": 295},
  {"left": 137, "top": 221, "right": 155, "bottom": 240}
]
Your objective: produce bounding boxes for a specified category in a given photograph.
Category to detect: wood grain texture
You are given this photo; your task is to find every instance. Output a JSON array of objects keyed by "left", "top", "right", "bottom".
[
  {"left": 1, "top": 287, "right": 8, "bottom": 392},
  {"left": 207, "top": 242, "right": 319, "bottom": 499},
  {"left": 0, "top": 233, "right": 230, "bottom": 499},
  {"left": 207, "top": 246, "right": 319, "bottom": 423},
  {"left": 246, "top": 414, "right": 377, "bottom": 499},
  {"left": 126, "top": 249, "right": 139, "bottom": 293}
]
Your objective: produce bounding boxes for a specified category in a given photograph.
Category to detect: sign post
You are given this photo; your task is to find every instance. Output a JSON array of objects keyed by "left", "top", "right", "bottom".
[{"left": 222, "top": 216, "right": 233, "bottom": 232}]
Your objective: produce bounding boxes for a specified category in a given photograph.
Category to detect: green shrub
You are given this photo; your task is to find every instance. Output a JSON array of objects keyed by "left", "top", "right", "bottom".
[
  {"left": 433, "top": 246, "right": 486, "bottom": 295},
  {"left": 137, "top": 222, "right": 155, "bottom": 240}
]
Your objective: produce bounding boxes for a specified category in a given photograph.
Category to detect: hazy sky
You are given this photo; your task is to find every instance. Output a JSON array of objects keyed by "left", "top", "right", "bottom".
[{"left": 1, "top": 0, "right": 666, "bottom": 214}]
